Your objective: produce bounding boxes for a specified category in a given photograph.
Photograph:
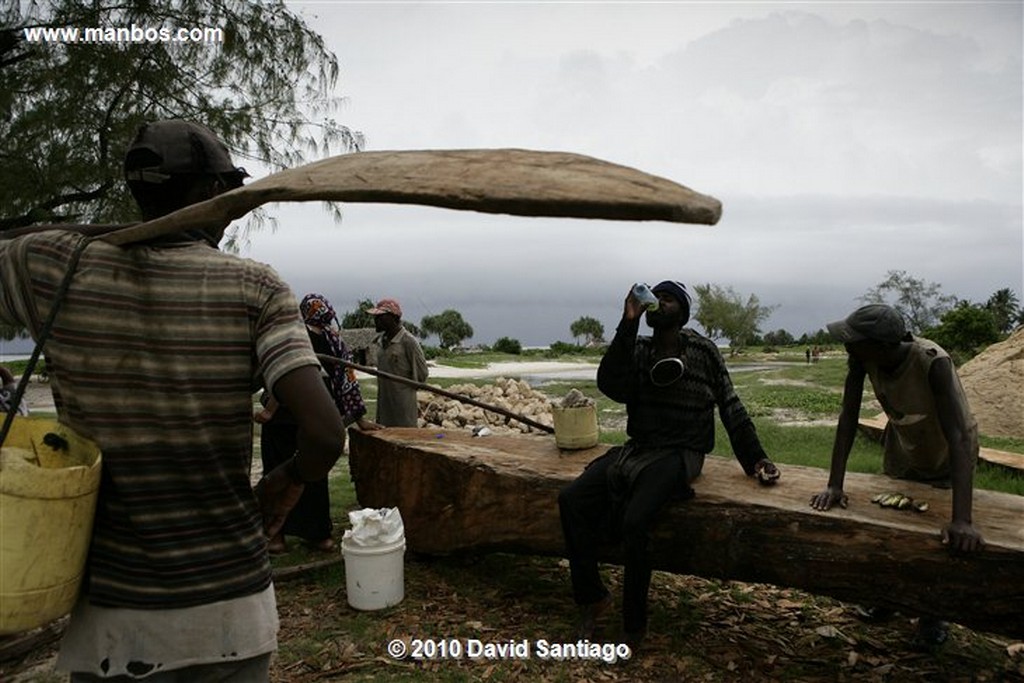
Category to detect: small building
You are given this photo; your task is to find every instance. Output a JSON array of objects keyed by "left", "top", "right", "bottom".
[{"left": 339, "top": 328, "right": 379, "bottom": 366}]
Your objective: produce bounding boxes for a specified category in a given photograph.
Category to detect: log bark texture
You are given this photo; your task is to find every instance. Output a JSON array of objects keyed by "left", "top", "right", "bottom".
[{"left": 349, "top": 428, "right": 1024, "bottom": 639}]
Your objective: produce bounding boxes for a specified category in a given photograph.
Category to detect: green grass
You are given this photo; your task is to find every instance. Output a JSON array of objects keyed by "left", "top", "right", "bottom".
[
  {"left": 531, "top": 356, "right": 1022, "bottom": 495},
  {"left": 1, "top": 358, "right": 45, "bottom": 377},
  {"left": 422, "top": 354, "right": 1023, "bottom": 495},
  {"left": 270, "top": 353, "right": 1024, "bottom": 680}
]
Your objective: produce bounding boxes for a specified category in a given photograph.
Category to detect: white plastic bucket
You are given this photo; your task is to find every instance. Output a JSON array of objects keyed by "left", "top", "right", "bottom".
[{"left": 341, "top": 537, "right": 405, "bottom": 610}]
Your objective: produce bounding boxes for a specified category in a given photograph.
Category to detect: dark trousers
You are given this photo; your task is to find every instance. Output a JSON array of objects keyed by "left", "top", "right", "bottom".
[
  {"left": 260, "top": 420, "right": 332, "bottom": 542},
  {"left": 558, "top": 448, "right": 693, "bottom": 634}
]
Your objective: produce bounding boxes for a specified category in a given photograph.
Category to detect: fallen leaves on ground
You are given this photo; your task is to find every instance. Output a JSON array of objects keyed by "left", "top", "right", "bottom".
[{"left": 268, "top": 553, "right": 1023, "bottom": 682}]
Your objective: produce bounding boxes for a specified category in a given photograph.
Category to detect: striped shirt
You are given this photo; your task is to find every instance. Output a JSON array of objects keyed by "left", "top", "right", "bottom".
[
  {"left": 597, "top": 318, "right": 767, "bottom": 475},
  {"left": 0, "top": 231, "right": 318, "bottom": 608}
]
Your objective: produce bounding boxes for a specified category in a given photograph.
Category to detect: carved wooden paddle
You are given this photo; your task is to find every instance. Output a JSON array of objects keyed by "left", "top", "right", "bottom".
[{"left": 101, "top": 148, "right": 721, "bottom": 246}]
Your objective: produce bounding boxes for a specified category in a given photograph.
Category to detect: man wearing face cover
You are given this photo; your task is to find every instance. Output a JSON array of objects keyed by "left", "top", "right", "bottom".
[{"left": 559, "top": 281, "right": 780, "bottom": 648}]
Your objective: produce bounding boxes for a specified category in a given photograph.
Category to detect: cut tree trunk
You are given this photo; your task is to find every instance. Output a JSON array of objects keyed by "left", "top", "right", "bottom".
[{"left": 348, "top": 428, "right": 1024, "bottom": 639}]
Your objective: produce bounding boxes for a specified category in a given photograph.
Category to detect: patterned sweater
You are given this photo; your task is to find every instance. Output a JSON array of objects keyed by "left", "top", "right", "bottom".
[{"left": 597, "top": 317, "right": 766, "bottom": 474}]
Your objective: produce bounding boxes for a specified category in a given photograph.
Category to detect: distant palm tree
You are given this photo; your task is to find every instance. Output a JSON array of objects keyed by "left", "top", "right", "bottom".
[{"left": 985, "top": 288, "right": 1021, "bottom": 333}]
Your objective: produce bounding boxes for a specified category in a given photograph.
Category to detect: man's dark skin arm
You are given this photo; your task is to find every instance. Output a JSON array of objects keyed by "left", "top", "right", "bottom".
[
  {"left": 930, "top": 356, "right": 984, "bottom": 553},
  {"left": 255, "top": 364, "right": 345, "bottom": 538},
  {"left": 713, "top": 361, "right": 779, "bottom": 484},
  {"left": 811, "top": 353, "right": 984, "bottom": 553},
  {"left": 595, "top": 290, "right": 642, "bottom": 403},
  {"left": 809, "top": 356, "right": 865, "bottom": 510}
]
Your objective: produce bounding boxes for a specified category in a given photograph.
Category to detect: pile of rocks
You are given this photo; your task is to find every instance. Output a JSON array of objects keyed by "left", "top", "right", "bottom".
[{"left": 417, "top": 377, "right": 554, "bottom": 434}]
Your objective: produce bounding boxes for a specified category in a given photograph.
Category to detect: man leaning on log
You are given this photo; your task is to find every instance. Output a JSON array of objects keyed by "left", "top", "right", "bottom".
[
  {"left": 810, "top": 303, "right": 984, "bottom": 649},
  {"left": 558, "top": 280, "right": 781, "bottom": 650}
]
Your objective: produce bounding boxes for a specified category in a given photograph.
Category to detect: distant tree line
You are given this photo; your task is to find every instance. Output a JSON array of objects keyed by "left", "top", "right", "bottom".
[
  {"left": 339, "top": 299, "right": 474, "bottom": 351},
  {"left": 562, "top": 272, "right": 1021, "bottom": 363}
]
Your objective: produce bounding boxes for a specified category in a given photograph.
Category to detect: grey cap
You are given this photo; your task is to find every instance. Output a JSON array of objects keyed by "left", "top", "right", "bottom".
[
  {"left": 826, "top": 304, "right": 907, "bottom": 344},
  {"left": 124, "top": 120, "right": 247, "bottom": 183}
]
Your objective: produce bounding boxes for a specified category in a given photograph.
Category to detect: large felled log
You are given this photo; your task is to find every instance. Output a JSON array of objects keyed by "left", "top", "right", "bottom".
[{"left": 349, "top": 428, "right": 1024, "bottom": 639}]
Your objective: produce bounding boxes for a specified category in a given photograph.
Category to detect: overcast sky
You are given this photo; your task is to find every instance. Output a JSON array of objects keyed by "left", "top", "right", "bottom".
[{"left": 241, "top": 1, "right": 1023, "bottom": 347}]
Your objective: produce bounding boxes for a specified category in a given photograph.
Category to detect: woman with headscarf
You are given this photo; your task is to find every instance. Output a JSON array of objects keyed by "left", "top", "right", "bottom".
[{"left": 255, "top": 293, "right": 380, "bottom": 553}]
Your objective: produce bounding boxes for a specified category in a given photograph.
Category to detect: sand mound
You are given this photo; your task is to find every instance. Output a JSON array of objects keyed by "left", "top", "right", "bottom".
[{"left": 958, "top": 326, "right": 1024, "bottom": 438}]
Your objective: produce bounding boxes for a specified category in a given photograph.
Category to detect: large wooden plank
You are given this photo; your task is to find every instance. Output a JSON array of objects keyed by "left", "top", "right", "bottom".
[
  {"left": 859, "top": 413, "right": 1024, "bottom": 472},
  {"left": 94, "top": 149, "right": 721, "bottom": 246},
  {"left": 348, "top": 428, "right": 1024, "bottom": 639}
]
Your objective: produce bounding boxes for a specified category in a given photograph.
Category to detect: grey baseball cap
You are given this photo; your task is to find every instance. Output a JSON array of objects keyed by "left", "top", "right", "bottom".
[
  {"left": 826, "top": 304, "right": 907, "bottom": 344},
  {"left": 124, "top": 120, "right": 247, "bottom": 184}
]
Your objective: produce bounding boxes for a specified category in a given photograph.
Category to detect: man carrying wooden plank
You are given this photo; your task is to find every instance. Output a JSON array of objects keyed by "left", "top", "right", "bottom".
[
  {"left": 810, "top": 303, "right": 984, "bottom": 648},
  {"left": 0, "top": 120, "right": 345, "bottom": 681},
  {"left": 559, "top": 280, "right": 780, "bottom": 650}
]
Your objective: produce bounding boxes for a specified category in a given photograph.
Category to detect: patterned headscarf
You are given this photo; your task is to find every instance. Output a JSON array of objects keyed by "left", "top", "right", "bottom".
[{"left": 300, "top": 293, "right": 360, "bottom": 411}]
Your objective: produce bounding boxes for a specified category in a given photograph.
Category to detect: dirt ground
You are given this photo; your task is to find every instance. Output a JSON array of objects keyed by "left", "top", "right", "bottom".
[
  {"left": 5, "top": 557, "right": 1023, "bottom": 682},
  {"left": 4, "top": 361, "right": 1023, "bottom": 681}
]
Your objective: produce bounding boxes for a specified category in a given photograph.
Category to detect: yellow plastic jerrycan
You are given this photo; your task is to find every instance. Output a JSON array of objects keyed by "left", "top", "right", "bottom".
[{"left": 0, "top": 416, "right": 101, "bottom": 634}]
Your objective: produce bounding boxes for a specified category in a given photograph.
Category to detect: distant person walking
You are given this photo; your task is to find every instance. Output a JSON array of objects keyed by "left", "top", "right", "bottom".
[{"left": 367, "top": 298, "right": 428, "bottom": 427}]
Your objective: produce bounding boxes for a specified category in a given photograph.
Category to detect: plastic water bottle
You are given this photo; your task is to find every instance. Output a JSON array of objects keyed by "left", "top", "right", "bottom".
[{"left": 632, "top": 283, "right": 659, "bottom": 311}]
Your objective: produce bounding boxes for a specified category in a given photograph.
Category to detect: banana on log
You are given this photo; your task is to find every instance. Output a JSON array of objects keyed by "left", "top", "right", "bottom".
[{"left": 872, "top": 492, "right": 929, "bottom": 513}]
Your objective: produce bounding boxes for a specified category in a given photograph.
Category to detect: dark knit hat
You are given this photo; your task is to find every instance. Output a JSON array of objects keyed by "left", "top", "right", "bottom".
[{"left": 652, "top": 280, "right": 692, "bottom": 325}]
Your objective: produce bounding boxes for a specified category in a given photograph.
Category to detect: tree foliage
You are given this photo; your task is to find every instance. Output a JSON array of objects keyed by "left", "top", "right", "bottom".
[
  {"left": 0, "top": 322, "right": 28, "bottom": 342},
  {"left": 420, "top": 310, "right": 473, "bottom": 350},
  {"left": 798, "top": 329, "right": 833, "bottom": 346},
  {"left": 925, "top": 301, "right": 1001, "bottom": 362},
  {"left": 340, "top": 299, "right": 376, "bottom": 329},
  {"left": 692, "top": 283, "right": 777, "bottom": 353},
  {"left": 492, "top": 336, "right": 522, "bottom": 355},
  {"left": 762, "top": 329, "right": 795, "bottom": 347},
  {"left": 859, "top": 270, "right": 955, "bottom": 334},
  {"left": 984, "top": 288, "right": 1021, "bottom": 334},
  {"left": 569, "top": 316, "right": 605, "bottom": 346},
  {"left": 1, "top": 1, "right": 362, "bottom": 234}
]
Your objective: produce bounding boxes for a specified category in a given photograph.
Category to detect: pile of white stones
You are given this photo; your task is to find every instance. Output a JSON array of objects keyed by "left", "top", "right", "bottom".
[{"left": 417, "top": 377, "right": 555, "bottom": 434}]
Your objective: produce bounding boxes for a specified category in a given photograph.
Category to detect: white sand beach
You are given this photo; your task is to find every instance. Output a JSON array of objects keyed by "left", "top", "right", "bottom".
[
  {"left": 15, "top": 360, "right": 601, "bottom": 415},
  {"left": 425, "top": 360, "right": 598, "bottom": 380}
]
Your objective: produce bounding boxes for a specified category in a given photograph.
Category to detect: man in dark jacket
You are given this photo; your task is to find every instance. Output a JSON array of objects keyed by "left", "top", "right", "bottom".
[{"left": 559, "top": 280, "right": 780, "bottom": 649}]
